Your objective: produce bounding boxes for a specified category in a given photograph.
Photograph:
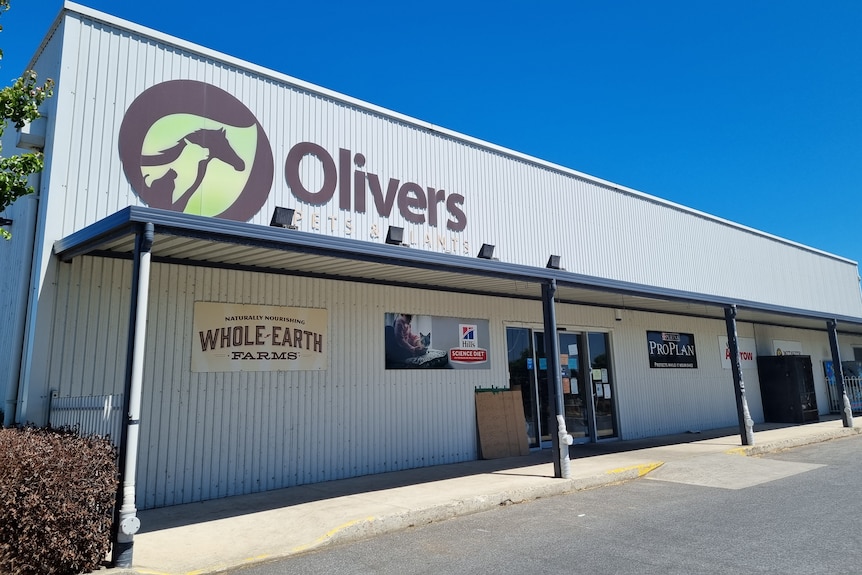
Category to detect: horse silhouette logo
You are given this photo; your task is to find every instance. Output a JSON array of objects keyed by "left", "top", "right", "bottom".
[
  {"left": 141, "top": 127, "right": 246, "bottom": 212},
  {"left": 119, "top": 80, "right": 273, "bottom": 221}
]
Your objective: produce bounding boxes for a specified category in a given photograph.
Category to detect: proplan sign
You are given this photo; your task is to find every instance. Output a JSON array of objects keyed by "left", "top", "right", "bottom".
[
  {"left": 646, "top": 331, "right": 698, "bottom": 369},
  {"left": 118, "top": 80, "right": 467, "bottom": 233}
]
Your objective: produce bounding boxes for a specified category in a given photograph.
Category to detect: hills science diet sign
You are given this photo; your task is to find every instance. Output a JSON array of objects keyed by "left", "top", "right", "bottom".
[{"left": 193, "top": 302, "right": 327, "bottom": 372}]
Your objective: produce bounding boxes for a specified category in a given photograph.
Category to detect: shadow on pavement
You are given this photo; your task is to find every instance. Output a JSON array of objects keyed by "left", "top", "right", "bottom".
[{"left": 138, "top": 418, "right": 831, "bottom": 533}]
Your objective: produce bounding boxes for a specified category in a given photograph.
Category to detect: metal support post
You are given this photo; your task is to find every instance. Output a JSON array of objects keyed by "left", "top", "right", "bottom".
[
  {"left": 542, "top": 280, "right": 571, "bottom": 478},
  {"left": 112, "top": 223, "right": 153, "bottom": 568},
  {"left": 827, "top": 319, "right": 854, "bottom": 428},
  {"left": 724, "top": 305, "right": 754, "bottom": 446}
]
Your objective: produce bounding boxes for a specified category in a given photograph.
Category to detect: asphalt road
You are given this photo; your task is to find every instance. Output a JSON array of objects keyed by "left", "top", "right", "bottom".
[{"left": 225, "top": 435, "right": 862, "bottom": 575}]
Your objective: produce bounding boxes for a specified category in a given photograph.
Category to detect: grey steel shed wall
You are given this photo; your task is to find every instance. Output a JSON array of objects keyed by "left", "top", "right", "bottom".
[
  {"left": 44, "top": 255, "right": 849, "bottom": 507},
  {"left": 45, "top": 257, "right": 508, "bottom": 508},
  {"left": 609, "top": 311, "right": 763, "bottom": 439},
  {"left": 0, "top": 194, "right": 38, "bottom": 414},
  {"left": 751, "top": 324, "right": 839, "bottom": 415},
  {"left": 0, "top": 23, "right": 64, "bottom": 420},
  {"left": 20, "top": 7, "right": 862, "bottom": 507},
  {"left": 34, "top": 11, "right": 862, "bottom": 321}
]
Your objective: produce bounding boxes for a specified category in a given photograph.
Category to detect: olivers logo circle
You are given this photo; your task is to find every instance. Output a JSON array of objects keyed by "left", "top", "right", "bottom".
[{"left": 118, "top": 80, "right": 273, "bottom": 221}]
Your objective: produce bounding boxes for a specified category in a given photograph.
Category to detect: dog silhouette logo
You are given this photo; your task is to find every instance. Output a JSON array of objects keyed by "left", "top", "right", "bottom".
[{"left": 119, "top": 80, "right": 273, "bottom": 221}]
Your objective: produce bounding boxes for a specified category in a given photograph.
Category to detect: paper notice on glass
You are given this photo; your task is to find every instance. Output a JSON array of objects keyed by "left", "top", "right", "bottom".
[
  {"left": 591, "top": 369, "right": 602, "bottom": 381},
  {"left": 601, "top": 369, "right": 608, "bottom": 384},
  {"left": 568, "top": 344, "right": 578, "bottom": 356},
  {"left": 603, "top": 384, "right": 611, "bottom": 399},
  {"left": 596, "top": 384, "right": 604, "bottom": 398}
]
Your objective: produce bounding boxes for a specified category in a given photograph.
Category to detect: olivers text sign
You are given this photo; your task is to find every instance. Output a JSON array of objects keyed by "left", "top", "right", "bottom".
[
  {"left": 646, "top": 331, "right": 698, "bottom": 369},
  {"left": 118, "top": 80, "right": 466, "bottom": 232}
]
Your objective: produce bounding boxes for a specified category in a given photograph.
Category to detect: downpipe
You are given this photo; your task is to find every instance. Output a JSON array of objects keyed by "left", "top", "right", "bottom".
[
  {"left": 841, "top": 393, "right": 854, "bottom": 428},
  {"left": 557, "top": 415, "right": 573, "bottom": 479},
  {"left": 112, "top": 224, "right": 153, "bottom": 568},
  {"left": 4, "top": 188, "right": 40, "bottom": 427}
]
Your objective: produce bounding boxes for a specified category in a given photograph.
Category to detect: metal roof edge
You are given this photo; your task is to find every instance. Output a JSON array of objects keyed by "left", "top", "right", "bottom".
[
  {"left": 53, "top": 206, "right": 135, "bottom": 260},
  {"left": 545, "top": 269, "right": 862, "bottom": 326},
  {"left": 54, "top": 207, "right": 862, "bottom": 328},
  {"left": 56, "top": 4, "right": 858, "bottom": 267},
  {"left": 126, "top": 207, "right": 555, "bottom": 284}
]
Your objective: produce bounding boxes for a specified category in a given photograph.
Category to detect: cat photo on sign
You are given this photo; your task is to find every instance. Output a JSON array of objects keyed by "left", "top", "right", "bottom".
[{"left": 384, "top": 313, "right": 449, "bottom": 369}]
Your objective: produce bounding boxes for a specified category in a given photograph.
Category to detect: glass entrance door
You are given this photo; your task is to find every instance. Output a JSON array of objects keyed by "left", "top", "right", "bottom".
[
  {"left": 532, "top": 332, "right": 556, "bottom": 446},
  {"left": 506, "top": 327, "right": 539, "bottom": 447},
  {"left": 506, "top": 327, "right": 617, "bottom": 448},
  {"left": 588, "top": 332, "right": 617, "bottom": 439},
  {"left": 559, "top": 332, "right": 591, "bottom": 441}
]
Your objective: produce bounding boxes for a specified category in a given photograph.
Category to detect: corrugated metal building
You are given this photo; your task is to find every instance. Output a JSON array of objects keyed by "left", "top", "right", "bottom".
[{"left": 3, "top": 2, "right": 862, "bottom": 512}]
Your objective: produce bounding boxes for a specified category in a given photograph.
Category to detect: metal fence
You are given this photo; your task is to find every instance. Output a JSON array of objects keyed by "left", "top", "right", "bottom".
[
  {"left": 47, "top": 391, "right": 124, "bottom": 446},
  {"left": 827, "top": 376, "right": 862, "bottom": 415}
]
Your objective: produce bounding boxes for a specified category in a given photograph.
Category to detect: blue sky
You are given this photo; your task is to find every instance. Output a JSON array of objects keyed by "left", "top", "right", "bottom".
[{"left": 4, "top": 1, "right": 862, "bottom": 266}]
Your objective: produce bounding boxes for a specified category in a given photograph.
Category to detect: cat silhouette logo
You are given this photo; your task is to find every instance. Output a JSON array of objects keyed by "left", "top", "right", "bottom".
[{"left": 118, "top": 80, "right": 274, "bottom": 221}]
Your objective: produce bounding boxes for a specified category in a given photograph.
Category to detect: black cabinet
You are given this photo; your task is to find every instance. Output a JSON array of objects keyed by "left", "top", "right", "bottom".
[{"left": 757, "top": 355, "right": 819, "bottom": 423}]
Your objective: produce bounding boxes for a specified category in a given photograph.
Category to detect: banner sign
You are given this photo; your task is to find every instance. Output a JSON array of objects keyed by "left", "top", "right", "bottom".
[
  {"left": 773, "top": 340, "right": 803, "bottom": 356},
  {"left": 385, "top": 313, "right": 490, "bottom": 369},
  {"left": 193, "top": 302, "right": 327, "bottom": 372},
  {"left": 647, "top": 331, "right": 698, "bottom": 368},
  {"left": 718, "top": 336, "right": 757, "bottom": 370}
]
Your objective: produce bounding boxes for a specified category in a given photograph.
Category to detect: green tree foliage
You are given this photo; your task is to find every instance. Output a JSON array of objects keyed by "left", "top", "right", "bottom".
[{"left": 0, "top": 0, "right": 54, "bottom": 239}]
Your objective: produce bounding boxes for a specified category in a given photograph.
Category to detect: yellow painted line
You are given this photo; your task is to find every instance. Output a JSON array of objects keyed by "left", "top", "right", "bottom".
[
  {"left": 289, "top": 516, "right": 376, "bottom": 554},
  {"left": 138, "top": 520, "right": 377, "bottom": 573},
  {"left": 606, "top": 462, "right": 663, "bottom": 477},
  {"left": 724, "top": 447, "right": 750, "bottom": 456},
  {"left": 242, "top": 554, "right": 272, "bottom": 564},
  {"left": 186, "top": 567, "right": 228, "bottom": 575}
]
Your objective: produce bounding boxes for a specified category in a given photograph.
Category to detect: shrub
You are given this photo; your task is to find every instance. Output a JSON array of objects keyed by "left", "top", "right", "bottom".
[{"left": 0, "top": 426, "right": 118, "bottom": 575}]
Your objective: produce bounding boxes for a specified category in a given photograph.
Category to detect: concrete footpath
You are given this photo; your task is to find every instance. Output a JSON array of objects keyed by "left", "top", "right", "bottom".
[{"left": 107, "top": 418, "right": 862, "bottom": 575}]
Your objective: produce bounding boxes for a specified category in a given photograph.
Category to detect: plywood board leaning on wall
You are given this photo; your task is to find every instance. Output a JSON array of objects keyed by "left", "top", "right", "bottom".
[{"left": 475, "top": 389, "right": 530, "bottom": 458}]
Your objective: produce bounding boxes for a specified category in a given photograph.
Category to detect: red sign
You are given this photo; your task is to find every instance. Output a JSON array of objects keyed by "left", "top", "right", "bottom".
[{"left": 449, "top": 348, "right": 488, "bottom": 363}]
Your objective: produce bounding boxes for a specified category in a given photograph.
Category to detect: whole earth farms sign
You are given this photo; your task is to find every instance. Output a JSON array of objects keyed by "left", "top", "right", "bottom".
[{"left": 193, "top": 302, "right": 327, "bottom": 372}]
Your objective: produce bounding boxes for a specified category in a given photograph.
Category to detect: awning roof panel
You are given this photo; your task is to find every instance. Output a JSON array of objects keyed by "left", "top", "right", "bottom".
[{"left": 54, "top": 206, "right": 862, "bottom": 336}]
